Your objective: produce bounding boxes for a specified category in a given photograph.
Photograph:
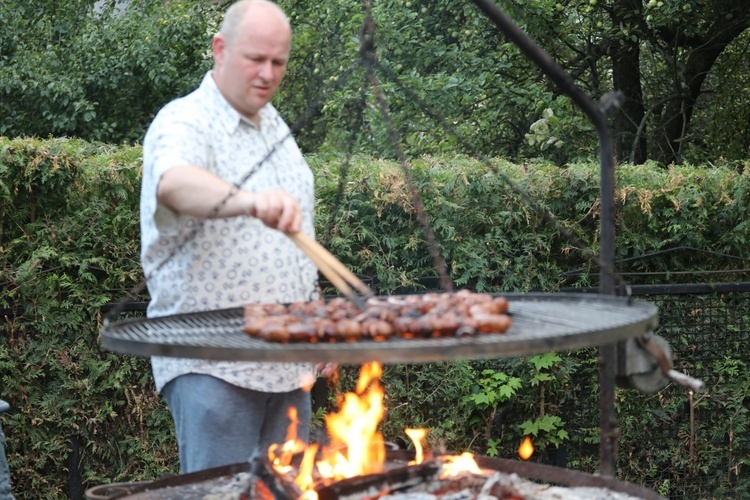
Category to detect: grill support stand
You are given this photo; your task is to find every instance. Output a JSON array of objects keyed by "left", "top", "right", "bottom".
[
  {"left": 598, "top": 102, "right": 619, "bottom": 478},
  {"left": 468, "top": 0, "right": 621, "bottom": 477}
]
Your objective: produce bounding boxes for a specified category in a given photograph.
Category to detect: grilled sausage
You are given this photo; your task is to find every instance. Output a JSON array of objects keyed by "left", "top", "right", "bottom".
[
  {"left": 243, "top": 291, "right": 511, "bottom": 342},
  {"left": 471, "top": 313, "right": 512, "bottom": 333}
]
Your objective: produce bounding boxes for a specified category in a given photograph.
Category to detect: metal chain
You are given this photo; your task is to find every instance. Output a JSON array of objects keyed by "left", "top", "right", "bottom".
[
  {"left": 356, "top": 1, "right": 629, "bottom": 295},
  {"left": 359, "top": 1, "right": 454, "bottom": 292},
  {"left": 321, "top": 73, "right": 369, "bottom": 249}
]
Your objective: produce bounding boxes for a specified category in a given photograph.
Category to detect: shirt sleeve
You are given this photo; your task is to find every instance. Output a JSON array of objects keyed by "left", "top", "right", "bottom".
[{"left": 142, "top": 103, "right": 209, "bottom": 234}]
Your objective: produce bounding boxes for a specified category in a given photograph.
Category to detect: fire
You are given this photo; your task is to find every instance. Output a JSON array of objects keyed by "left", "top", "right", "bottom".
[
  {"left": 405, "top": 428, "right": 427, "bottom": 465},
  {"left": 267, "top": 407, "right": 307, "bottom": 473},
  {"left": 270, "top": 362, "right": 512, "bottom": 498},
  {"left": 295, "top": 444, "right": 318, "bottom": 492},
  {"left": 518, "top": 435, "right": 534, "bottom": 460},
  {"left": 440, "top": 452, "right": 484, "bottom": 477},
  {"left": 275, "top": 362, "right": 387, "bottom": 497},
  {"left": 318, "top": 361, "right": 386, "bottom": 478}
]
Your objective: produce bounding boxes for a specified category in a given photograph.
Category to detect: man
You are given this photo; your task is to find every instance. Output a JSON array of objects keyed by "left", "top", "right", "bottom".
[
  {"left": 140, "top": 0, "right": 333, "bottom": 473},
  {"left": 0, "top": 399, "right": 13, "bottom": 500}
]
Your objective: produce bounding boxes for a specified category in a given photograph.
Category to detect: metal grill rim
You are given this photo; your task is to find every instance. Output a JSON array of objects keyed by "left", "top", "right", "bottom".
[{"left": 101, "top": 293, "right": 659, "bottom": 363}]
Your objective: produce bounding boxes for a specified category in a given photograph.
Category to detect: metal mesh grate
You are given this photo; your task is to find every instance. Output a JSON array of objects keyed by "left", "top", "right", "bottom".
[{"left": 101, "top": 293, "right": 658, "bottom": 363}]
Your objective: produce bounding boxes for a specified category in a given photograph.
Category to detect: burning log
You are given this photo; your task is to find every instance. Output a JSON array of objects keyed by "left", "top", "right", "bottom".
[
  {"left": 315, "top": 461, "right": 442, "bottom": 500},
  {"left": 249, "top": 452, "right": 303, "bottom": 500}
]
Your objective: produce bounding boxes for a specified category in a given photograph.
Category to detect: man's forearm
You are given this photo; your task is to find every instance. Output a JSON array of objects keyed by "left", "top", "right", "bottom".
[
  {"left": 156, "top": 165, "right": 253, "bottom": 218},
  {"left": 155, "top": 165, "right": 303, "bottom": 232}
]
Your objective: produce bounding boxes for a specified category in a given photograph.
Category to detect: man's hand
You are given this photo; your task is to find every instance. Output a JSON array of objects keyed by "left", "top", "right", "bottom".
[
  {"left": 246, "top": 190, "right": 302, "bottom": 233},
  {"left": 315, "top": 362, "right": 338, "bottom": 378}
]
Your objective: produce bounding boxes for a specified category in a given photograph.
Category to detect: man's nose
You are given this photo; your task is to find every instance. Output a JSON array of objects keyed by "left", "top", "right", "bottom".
[{"left": 259, "top": 60, "right": 273, "bottom": 81}]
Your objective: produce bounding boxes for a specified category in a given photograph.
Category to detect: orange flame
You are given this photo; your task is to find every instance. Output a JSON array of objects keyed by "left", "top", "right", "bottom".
[
  {"left": 518, "top": 435, "right": 534, "bottom": 460},
  {"left": 279, "top": 362, "right": 387, "bottom": 498},
  {"left": 440, "top": 452, "right": 483, "bottom": 477},
  {"left": 295, "top": 443, "right": 319, "bottom": 491},
  {"left": 320, "top": 361, "right": 386, "bottom": 478},
  {"left": 271, "top": 362, "right": 514, "bottom": 498},
  {"left": 268, "top": 407, "right": 307, "bottom": 473},
  {"left": 405, "top": 428, "right": 427, "bottom": 465}
]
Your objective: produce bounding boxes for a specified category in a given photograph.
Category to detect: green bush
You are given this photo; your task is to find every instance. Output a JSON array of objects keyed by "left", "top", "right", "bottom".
[
  {"left": 2, "top": 137, "right": 750, "bottom": 496},
  {"left": 0, "top": 137, "right": 172, "bottom": 497},
  {"left": 0, "top": 1, "right": 218, "bottom": 143}
]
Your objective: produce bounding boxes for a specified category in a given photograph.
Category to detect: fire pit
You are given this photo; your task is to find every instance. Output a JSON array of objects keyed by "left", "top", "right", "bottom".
[
  {"left": 97, "top": 294, "right": 663, "bottom": 500},
  {"left": 86, "top": 451, "right": 664, "bottom": 500},
  {"left": 87, "top": 362, "right": 665, "bottom": 500}
]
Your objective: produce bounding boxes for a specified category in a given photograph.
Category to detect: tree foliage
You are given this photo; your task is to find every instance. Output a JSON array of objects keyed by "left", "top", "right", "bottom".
[
  {"left": 2, "top": 0, "right": 748, "bottom": 165},
  {"left": 602, "top": 0, "right": 750, "bottom": 164},
  {"left": 0, "top": 0, "right": 218, "bottom": 143}
]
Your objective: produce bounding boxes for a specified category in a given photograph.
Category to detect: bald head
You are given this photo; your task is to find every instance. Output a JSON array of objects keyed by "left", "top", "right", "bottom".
[{"left": 219, "top": 0, "right": 291, "bottom": 46}]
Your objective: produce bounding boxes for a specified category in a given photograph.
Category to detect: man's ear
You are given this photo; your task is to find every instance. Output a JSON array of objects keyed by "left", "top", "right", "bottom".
[{"left": 212, "top": 34, "right": 226, "bottom": 65}]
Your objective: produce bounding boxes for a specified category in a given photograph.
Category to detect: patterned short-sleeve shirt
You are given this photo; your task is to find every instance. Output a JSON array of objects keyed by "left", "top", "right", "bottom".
[{"left": 141, "top": 72, "right": 319, "bottom": 393}]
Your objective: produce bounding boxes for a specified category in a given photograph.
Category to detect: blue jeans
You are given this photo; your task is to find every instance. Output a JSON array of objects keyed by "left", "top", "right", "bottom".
[{"left": 162, "top": 374, "right": 311, "bottom": 474}]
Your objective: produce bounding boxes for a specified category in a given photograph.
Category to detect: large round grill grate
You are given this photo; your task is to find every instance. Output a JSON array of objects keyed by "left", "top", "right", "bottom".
[{"left": 100, "top": 293, "right": 658, "bottom": 364}]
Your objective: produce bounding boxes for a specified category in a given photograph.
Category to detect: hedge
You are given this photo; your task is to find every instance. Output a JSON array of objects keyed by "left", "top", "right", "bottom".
[{"left": 1, "top": 136, "right": 749, "bottom": 497}]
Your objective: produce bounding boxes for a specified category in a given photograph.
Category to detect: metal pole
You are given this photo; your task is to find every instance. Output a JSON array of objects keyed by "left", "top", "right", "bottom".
[{"left": 468, "top": 0, "right": 619, "bottom": 476}]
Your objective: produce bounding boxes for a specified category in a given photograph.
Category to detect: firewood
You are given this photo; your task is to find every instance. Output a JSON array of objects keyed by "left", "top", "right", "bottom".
[{"left": 316, "top": 461, "right": 441, "bottom": 500}]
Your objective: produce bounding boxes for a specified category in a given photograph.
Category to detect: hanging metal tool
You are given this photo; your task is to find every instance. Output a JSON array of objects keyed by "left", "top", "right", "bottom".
[{"left": 618, "top": 333, "right": 705, "bottom": 393}]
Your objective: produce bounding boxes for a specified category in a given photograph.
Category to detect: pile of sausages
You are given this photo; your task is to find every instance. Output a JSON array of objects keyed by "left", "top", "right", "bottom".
[{"left": 243, "top": 289, "right": 512, "bottom": 343}]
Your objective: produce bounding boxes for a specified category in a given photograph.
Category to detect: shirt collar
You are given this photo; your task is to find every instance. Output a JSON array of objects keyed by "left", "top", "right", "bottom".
[{"left": 201, "top": 71, "right": 271, "bottom": 134}]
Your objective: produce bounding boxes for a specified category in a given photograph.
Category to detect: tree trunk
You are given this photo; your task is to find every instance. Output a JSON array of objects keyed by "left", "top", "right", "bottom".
[
  {"left": 654, "top": 2, "right": 750, "bottom": 164},
  {"left": 609, "top": 0, "right": 647, "bottom": 165}
]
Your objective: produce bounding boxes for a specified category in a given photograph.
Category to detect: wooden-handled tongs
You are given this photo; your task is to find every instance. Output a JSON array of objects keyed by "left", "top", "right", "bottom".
[{"left": 287, "top": 231, "right": 374, "bottom": 310}]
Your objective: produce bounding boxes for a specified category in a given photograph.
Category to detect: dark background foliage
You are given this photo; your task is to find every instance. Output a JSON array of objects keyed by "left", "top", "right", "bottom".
[{"left": 1, "top": 0, "right": 748, "bottom": 165}]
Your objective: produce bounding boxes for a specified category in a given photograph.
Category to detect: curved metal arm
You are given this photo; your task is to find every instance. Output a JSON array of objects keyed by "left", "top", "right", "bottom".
[
  {"left": 468, "top": 0, "right": 618, "bottom": 293},
  {"left": 468, "top": 0, "right": 621, "bottom": 478}
]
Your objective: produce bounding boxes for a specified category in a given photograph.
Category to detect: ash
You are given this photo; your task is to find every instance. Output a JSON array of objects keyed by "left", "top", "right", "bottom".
[
  {"left": 201, "top": 472, "right": 253, "bottom": 500},
  {"left": 125, "top": 472, "right": 253, "bottom": 500},
  {"left": 378, "top": 471, "right": 646, "bottom": 500}
]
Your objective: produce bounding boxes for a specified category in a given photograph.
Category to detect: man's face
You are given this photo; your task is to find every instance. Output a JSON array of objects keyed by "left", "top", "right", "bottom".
[{"left": 212, "top": 8, "right": 291, "bottom": 124}]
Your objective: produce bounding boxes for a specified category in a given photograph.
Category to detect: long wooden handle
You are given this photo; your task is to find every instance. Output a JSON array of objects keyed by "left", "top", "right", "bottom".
[{"left": 287, "top": 232, "right": 374, "bottom": 299}]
